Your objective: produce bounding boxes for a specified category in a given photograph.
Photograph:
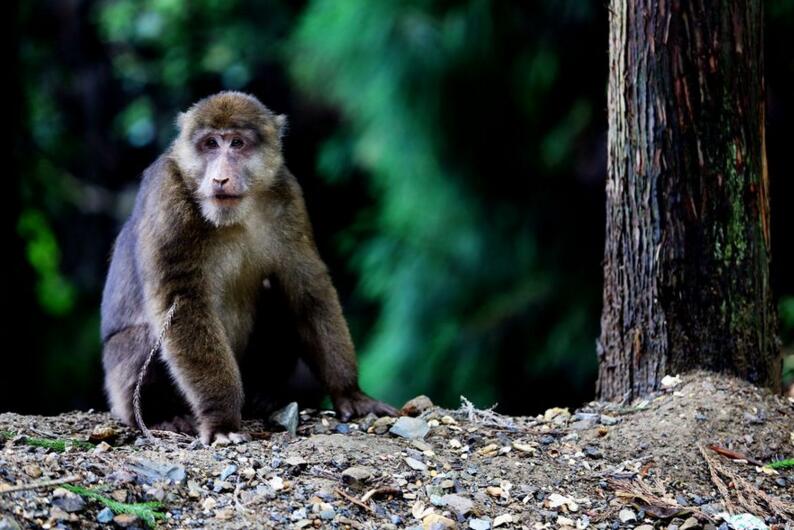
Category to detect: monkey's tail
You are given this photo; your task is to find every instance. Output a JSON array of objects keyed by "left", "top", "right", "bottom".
[{"left": 132, "top": 298, "right": 179, "bottom": 442}]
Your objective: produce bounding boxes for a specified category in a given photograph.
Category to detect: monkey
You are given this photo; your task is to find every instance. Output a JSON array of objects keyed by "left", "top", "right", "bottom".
[{"left": 100, "top": 91, "right": 398, "bottom": 445}]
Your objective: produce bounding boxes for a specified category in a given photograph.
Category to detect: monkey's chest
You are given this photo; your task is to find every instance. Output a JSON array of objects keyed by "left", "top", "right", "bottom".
[{"left": 206, "top": 241, "right": 271, "bottom": 355}]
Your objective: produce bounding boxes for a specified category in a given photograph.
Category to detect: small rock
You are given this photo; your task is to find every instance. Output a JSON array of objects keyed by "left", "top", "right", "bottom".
[
  {"left": 402, "top": 395, "right": 434, "bottom": 416},
  {"left": 22, "top": 464, "right": 42, "bottom": 478},
  {"left": 493, "top": 514, "right": 513, "bottom": 527},
  {"left": 341, "top": 466, "right": 375, "bottom": 487},
  {"left": 405, "top": 457, "right": 428, "bottom": 471},
  {"left": 469, "top": 519, "right": 490, "bottom": 530},
  {"left": 0, "top": 517, "right": 21, "bottom": 530},
  {"left": 96, "top": 507, "right": 114, "bottom": 524},
  {"left": 219, "top": 464, "right": 237, "bottom": 481},
  {"left": 270, "top": 401, "right": 299, "bottom": 436},
  {"left": 511, "top": 442, "right": 536, "bottom": 454},
  {"left": 336, "top": 423, "right": 350, "bottom": 434},
  {"left": 202, "top": 497, "right": 218, "bottom": 511},
  {"left": 89, "top": 424, "right": 119, "bottom": 444},
  {"left": 390, "top": 417, "right": 430, "bottom": 440},
  {"left": 636, "top": 526, "right": 654, "bottom": 530},
  {"left": 128, "top": 457, "right": 186, "bottom": 484},
  {"left": 486, "top": 486, "right": 502, "bottom": 497},
  {"left": 372, "top": 416, "right": 397, "bottom": 434},
  {"left": 290, "top": 508, "right": 308, "bottom": 521},
  {"left": 214, "top": 507, "right": 235, "bottom": 520},
  {"left": 442, "top": 494, "right": 474, "bottom": 516},
  {"left": 725, "top": 514, "right": 769, "bottom": 530},
  {"left": 49, "top": 507, "right": 72, "bottom": 521},
  {"left": 422, "top": 513, "right": 456, "bottom": 529},
  {"left": 680, "top": 517, "right": 701, "bottom": 530},
  {"left": 285, "top": 455, "right": 308, "bottom": 467},
  {"left": 93, "top": 441, "right": 112, "bottom": 454},
  {"left": 113, "top": 514, "right": 141, "bottom": 528},
  {"left": 618, "top": 508, "right": 636, "bottom": 523},
  {"left": 543, "top": 407, "right": 570, "bottom": 422},
  {"left": 599, "top": 415, "right": 619, "bottom": 425},
  {"left": 583, "top": 445, "right": 602, "bottom": 459},
  {"left": 661, "top": 374, "right": 682, "bottom": 388},
  {"left": 52, "top": 488, "right": 86, "bottom": 513}
]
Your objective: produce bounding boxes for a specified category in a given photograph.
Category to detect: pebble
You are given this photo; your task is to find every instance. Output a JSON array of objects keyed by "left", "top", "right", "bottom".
[
  {"left": 128, "top": 457, "right": 186, "bottom": 484},
  {"left": 270, "top": 401, "right": 299, "bottom": 436},
  {"left": 636, "top": 526, "right": 654, "bottom": 530},
  {"left": 599, "top": 415, "right": 619, "bottom": 425},
  {"left": 96, "top": 507, "right": 114, "bottom": 524},
  {"left": 618, "top": 508, "right": 636, "bottom": 523},
  {"left": 51, "top": 488, "right": 85, "bottom": 513},
  {"left": 336, "top": 423, "right": 350, "bottom": 434},
  {"left": 493, "top": 514, "right": 513, "bottom": 527},
  {"left": 405, "top": 457, "right": 428, "bottom": 471},
  {"left": 442, "top": 494, "right": 474, "bottom": 515},
  {"left": 219, "top": 464, "right": 237, "bottom": 481},
  {"left": 0, "top": 517, "right": 21, "bottom": 530},
  {"left": 22, "top": 464, "right": 42, "bottom": 478},
  {"left": 341, "top": 465, "right": 374, "bottom": 487},
  {"left": 113, "top": 514, "right": 141, "bottom": 528},
  {"left": 402, "top": 395, "right": 434, "bottom": 416},
  {"left": 390, "top": 417, "right": 430, "bottom": 440},
  {"left": 422, "top": 513, "right": 456, "bottom": 529},
  {"left": 202, "top": 497, "right": 217, "bottom": 511},
  {"left": 469, "top": 519, "right": 490, "bottom": 530},
  {"left": 372, "top": 416, "right": 397, "bottom": 434},
  {"left": 680, "top": 517, "right": 701, "bottom": 530}
]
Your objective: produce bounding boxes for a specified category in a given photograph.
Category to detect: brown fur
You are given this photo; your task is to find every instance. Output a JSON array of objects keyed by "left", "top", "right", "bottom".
[{"left": 101, "top": 92, "right": 397, "bottom": 444}]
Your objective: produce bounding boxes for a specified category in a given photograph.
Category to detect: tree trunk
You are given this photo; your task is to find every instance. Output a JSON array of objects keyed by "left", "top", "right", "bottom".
[{"left": 597, "top": 0, "right": 781, "bottom": 400}]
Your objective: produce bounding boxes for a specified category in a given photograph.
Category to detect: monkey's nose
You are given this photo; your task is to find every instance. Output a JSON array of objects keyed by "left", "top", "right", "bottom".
[{"left": 213, "top": 177, "right": 230, "bottom": 186}]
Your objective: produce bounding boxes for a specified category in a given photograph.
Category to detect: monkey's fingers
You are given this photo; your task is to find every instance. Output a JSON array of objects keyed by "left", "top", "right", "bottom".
[
  {"left": 334, "top": 392, "right": 399, "bottom": 422},
  {"left": 202, "top": 430, "right": 251, "bottom": 446}
]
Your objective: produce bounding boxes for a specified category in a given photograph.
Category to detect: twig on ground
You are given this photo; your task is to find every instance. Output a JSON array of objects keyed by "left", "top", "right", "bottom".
[
  {"left": 699, "top": 445, "right": 794, "bottom": 518},
  {"left": 335, "top": 487, "right": 375, "bottom": 513},
  {"left": 361, "top": 485, "right": 401, "bottom": 503},
  {"left": 455, "top": 396, "right": 516, "bottom": 429},
  {"left": 607, "top": 476, "right": 706, "bottom": 520},
  {"left": 0, "top": 475, "right": 81, "bottom": 494},
  {"left": 706, "top": 444, "right": 764, "bottom": 466}
]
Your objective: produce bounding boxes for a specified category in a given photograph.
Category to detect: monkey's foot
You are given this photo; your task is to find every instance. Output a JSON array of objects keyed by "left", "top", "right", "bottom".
[
  {"left": 333, "top": 391, "right": 400, "bottom": 422},
  {"left": 150, "top": 415, "right": 197, "bottom": 435}
]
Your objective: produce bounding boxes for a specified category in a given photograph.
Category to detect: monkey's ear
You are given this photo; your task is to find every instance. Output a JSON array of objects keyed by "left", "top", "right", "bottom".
[
  {"left": 275, "top": 114, "right": 288, "bottom": 139},
  {"left": 176, "top": 111, "right": 189, "bottom": 132}
]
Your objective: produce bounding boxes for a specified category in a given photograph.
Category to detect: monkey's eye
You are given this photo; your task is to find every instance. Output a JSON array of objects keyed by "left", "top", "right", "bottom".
[
  {"left": 203, "top": 137, "right": 219, "bottom": 150},
  {"left": 230, "top": 138, "right": 245, "bottom": 149}
]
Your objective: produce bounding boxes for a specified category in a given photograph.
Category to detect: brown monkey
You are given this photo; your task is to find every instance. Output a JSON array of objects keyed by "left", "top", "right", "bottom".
[{"left": 101, "top": 92, "right": 397, "bottom": 444}]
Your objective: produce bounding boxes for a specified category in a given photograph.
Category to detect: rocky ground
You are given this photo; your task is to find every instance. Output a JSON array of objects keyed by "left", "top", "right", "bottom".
[{"left": 1, "top": 371, "right": 792, "bottom": 530}]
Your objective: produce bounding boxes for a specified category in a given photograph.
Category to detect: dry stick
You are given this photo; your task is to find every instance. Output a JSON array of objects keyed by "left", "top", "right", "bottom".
[
  {"left": 699, "top": 445, "right": 794, "bottom": 518},
  {"left": 133, "top": 299, "right": 179, "bottom": 443},
  {"left": 335, "top": 487, "right": 375, "bottom": 513},
  {"left": 0, "top": 475, "right": 80, "bottom": 494}
]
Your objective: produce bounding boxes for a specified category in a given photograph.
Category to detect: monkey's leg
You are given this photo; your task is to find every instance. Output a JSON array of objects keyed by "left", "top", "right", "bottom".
[{"left": 102, "top": 325, "right": 194, "bottom": 432}]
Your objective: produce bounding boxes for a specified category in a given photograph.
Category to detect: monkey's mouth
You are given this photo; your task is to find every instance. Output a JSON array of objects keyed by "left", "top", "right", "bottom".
[{"left": 211, "top": 194, "right": 244, "bottom": 204}]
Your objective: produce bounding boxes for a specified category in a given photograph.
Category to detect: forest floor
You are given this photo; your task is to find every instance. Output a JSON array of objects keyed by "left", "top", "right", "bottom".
[{"left": 0, "top": 371, "right": 792, "bottom": 530}]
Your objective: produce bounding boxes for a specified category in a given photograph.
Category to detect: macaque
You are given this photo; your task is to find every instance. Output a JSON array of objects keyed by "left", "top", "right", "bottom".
[{"left": 101, "top": 92, "right": 397, "bottom": 444}]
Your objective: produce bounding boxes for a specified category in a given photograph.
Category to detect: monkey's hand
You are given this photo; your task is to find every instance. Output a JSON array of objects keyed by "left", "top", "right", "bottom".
[{"left": 333, "top": 390, "right": 399, "bottom": 422}]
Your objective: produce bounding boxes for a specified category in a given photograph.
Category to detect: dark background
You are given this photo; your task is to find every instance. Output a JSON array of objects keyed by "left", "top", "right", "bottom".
[{"left": 4, "top": 0, "right": 793, "bottom": 417}]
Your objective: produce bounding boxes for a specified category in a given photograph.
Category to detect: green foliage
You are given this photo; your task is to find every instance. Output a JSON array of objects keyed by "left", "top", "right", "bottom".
[
  {"left": 766, "top": 458, "right": 794, "bottom": 470},
  {"left": 0, "top": 431, "right": 94, "bottom": 452},
  {"left": 63, "top": 484, "right": 166, "bottom": 528}
]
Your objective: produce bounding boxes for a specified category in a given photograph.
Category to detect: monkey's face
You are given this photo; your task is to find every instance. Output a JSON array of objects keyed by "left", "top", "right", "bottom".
[
  {"left": 172, "top": 92, "right": 287, "bottom": 227},
  {"left": 175, "top": 125, "right": 283, "bottom": 227}
]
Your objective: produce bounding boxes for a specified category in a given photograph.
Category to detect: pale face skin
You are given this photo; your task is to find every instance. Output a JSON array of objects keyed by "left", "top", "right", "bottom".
[{"left": 178, "top": 126, "right": 279, "bottom": 227}]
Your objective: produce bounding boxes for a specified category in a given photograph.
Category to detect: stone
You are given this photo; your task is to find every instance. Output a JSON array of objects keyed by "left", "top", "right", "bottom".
[
  {"left": 493, "top": 514, "right": 513, "bottom": 527},
  {"left": 96, "top": 507, "right": 114, "bottom": 524},
  {"left": 469, "top": 519, "right": 490, "bottom": 530},
  {"left": 405, "top": 457, "right": 428, "bottom": 471},
  {"left": 341, "top": 466, "right": 375, "bottom": 487},
  {"left": 680, "top": 517, "right": 701, "bottom": 530},
  {"left": 270, "top": 401, "right": 299, "bottom": 436},
  {"left": 52, "top": 488, "right": 85, "bottom": 513},
  {"left": 422, "top": 513, "right": 456, "bottom": 529},
  {"left": 390, "top": 417, "right": 430, "bottom": 440},
  {"left": 0, "top": 517, "right": 21, "bottom": 530},
  {"left": 442, "top": 494, "right": 474, "bottom": 516},
  {"left": 618, "top": 508, "right": 636, "bottom": 523},
  {"left": 128, "top": 457, "right": 187, "bottom": 484},
  {"left": 599, "top": 415, "right": 619, "bottom": 425},
  {"left": 402, "top": 395, "right": 434, "bottom": 416},
  {"left": 219, "top": 464, "right": 237, "bottom": 481},
  {"left": 373, "top": 416, "right": 397, "bottom": 434},
  {"left": 113, "top": 514, "right": 141, "bottom": 528}
]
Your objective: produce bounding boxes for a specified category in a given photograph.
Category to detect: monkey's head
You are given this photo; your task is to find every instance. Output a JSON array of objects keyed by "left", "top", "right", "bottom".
[{"left": 172, "top": 91, "right": 287, "bottom": 227}]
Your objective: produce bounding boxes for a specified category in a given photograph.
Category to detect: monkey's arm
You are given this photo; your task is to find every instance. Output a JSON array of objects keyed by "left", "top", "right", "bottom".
[
  {"left": 136, "top": 188, "right": 245, "bottom": 444},
  {"left": 276, "top": 240, "right": 398, "bottom": 421}
]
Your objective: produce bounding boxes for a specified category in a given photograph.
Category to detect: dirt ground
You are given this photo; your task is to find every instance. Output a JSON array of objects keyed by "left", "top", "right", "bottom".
[{"left": 1, "top": 371, "right": 792, "bottom": 530}]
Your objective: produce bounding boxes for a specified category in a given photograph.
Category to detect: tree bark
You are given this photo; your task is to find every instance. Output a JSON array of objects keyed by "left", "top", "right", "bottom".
[{"left": 597, "top": 0, "right": 781, "bottom": 400}]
